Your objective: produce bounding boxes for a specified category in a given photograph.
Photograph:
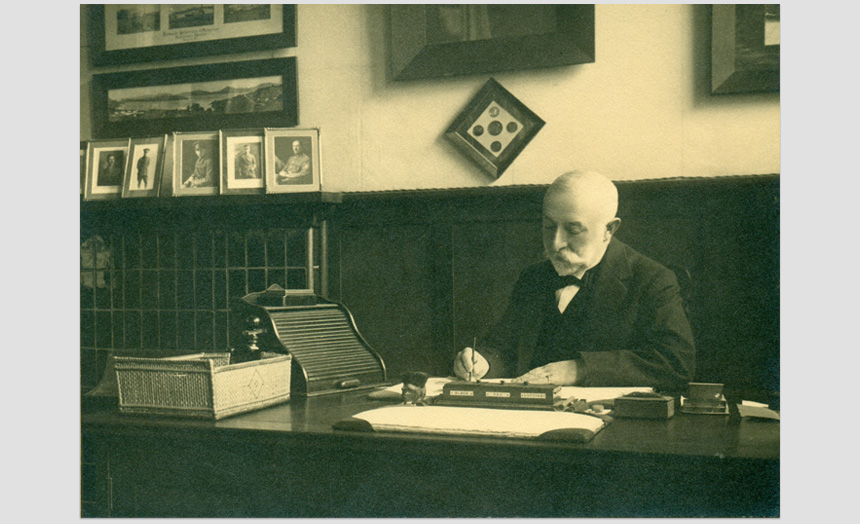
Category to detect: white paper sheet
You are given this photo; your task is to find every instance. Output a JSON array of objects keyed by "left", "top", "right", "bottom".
[{"left": 352, "top": 404, "right": 605, "bottom": 439}]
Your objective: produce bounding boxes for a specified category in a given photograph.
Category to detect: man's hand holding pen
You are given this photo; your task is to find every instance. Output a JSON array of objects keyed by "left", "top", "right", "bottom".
[{"left": 453, "top": 347, "right": 490, "bottom": 381}]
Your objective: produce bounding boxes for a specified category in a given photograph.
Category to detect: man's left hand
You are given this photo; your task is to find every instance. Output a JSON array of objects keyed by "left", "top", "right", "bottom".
[{"left": 514, "top": 360, "right": 579, "bottom": 386}]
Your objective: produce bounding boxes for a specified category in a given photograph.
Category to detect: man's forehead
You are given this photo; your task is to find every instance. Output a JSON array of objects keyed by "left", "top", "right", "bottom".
[
  {"left": 542, "top": 211, "right": 586, "bottom": 225},
  {"left": 545, "top": 186, "right": 615, "bottom": 219}
]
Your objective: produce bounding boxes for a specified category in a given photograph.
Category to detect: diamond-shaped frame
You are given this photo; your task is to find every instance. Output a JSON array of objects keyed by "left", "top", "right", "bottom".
[{"left": 445, "top": 78, "right": 545, "bottom": 179}]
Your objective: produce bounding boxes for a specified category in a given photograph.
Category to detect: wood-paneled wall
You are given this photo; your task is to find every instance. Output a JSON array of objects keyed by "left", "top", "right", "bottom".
[
  {"left": 81, "top": 175, "right": 779, "bottom": 402},
  {"left": 328, "top": 175, "right": 780, "bottom": 398}
]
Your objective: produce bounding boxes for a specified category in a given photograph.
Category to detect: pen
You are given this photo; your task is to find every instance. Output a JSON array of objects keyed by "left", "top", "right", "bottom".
[{"left": 471, "top": 337, "right": 478, "bottom": 382}]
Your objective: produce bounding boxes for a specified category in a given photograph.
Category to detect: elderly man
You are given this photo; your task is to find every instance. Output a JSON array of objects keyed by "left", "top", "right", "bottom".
[{"left": 453, "top": 171, "right": 695, "bottom": 390}]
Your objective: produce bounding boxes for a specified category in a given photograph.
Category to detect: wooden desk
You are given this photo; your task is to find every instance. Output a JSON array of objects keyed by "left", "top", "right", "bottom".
[{"left": 81, "top": 392, "right": 779, "bottom": 517}]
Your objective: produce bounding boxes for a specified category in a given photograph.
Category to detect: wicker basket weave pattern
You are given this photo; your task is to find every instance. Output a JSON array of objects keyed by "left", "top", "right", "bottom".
[{"left": 114, "top": 353, "right": 291, "bottom": 420}]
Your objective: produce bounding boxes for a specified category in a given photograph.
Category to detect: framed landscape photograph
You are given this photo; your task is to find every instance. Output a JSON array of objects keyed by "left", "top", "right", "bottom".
[
  {"left": 172, "top": 132, "right": 220, "bottom": 197},
  {"left": 264, "top": 128, "right": 321, "bottom": 193},
  {"left": 220, "top": 130, "right": 265, "bottom": 195},
  {"left": 92, "top": 57, "right": 298, "bottom": 138},
  {"left": 122, "top": 136, "right": 166, "bottom": 198},
  {"left": 89, "top": 5, "right": 297, "bottom": 66},
  {"left": 85, "top": 139, "right": 130, "bottom": 201}
]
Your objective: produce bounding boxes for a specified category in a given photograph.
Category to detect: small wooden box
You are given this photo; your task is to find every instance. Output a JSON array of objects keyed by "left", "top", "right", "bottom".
[{"left": 614, "top": 394, "right": 675, "bottom": 419}]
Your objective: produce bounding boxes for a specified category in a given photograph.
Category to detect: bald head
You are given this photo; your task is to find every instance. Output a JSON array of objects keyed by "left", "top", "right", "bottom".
[
  {"left": 542, "top": 171, "right": 621, "bottom": 276},
  {"left": 545, "top": 171, "right": 618, "bottom": 224}
]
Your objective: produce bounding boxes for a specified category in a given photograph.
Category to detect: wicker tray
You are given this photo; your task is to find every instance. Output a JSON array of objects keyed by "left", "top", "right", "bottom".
[{"left": 114, "top": 352, "right": 291, "bottom": 420}]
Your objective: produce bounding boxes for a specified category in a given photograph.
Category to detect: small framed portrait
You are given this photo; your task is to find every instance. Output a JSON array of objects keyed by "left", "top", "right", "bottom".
[
  {"left": 122, "top": 136, "right": 166, "bottom": 198},
  {"left": 172, "top": 132, "right": 220, "bottom": 197},
  {"left": 220, "top": 130, "right": 265, "bottom": 195},
  {"left": 264, "top": 128, "right": 322, "bottom": 193},
  {"left": 84, "top": 139, "right": 130, "bottom": 201}
]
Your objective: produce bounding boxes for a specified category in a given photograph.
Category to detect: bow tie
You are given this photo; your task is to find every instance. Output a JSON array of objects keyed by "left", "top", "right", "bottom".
[{"left": 555, "top": 273, "right": 586, "bottom": 289}]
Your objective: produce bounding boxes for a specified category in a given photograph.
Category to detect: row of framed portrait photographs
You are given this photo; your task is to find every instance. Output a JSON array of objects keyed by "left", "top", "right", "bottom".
[
  {"left": 82, "top": 128, "right": 322, "bottom": 201},
  {"left": 176, "top": 128, "right": 321, "bottom": 196}
]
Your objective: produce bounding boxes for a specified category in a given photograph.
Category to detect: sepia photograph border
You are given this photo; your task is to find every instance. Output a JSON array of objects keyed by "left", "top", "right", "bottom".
[
  {"left": 389, "top": 5, "right": 594, "bottom": 81},
  {"left": 220, "top": 129, "right": 266, "bottom": 196},
  {"left": 264, "top": 128, "right": 322, "bottom": 194},
  {"left": 445, "top": 78, "right": 545, "bottom": 179},
  {"left": 172, "top": 132, "right": 220, "bottom": 197},
  {"left": 89, "top": 4, "right": 297, "bottom": 66},
  {"left": 121, "top": 135, "right": 167, "bottom": 199},
  {"left": 92, "top": 57, "right": 298, "bottom": 139},
  {"left": 84, "top": 139, "right": 130, "bottom": 201}
]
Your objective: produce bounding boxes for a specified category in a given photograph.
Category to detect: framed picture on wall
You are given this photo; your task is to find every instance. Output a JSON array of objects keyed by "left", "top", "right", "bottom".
[
  {"left": 264, "top": 128, "right": 322, "bottom": 193},
  {"left": 89, "top": 5, "right": 297, "bottom": 66},
  {"left": 711, "top": 4, "right": 779, "bottom": 94},
  {"left": 445, "top": 78, "right": 544, "bottom": 179},
  {"left": 389, "top": 4, "right": 594, "bottom": 81},
  {"left": 84, "top": 139, "right": 130, "bottom": 201},
  {"left": 172, "top": 132, "right": 220, "bottom": 197},
  {"left": 122, "top": 136, "right": 167, "bottom": 198},
  {"left": 92, "top": 57, "right": 298, "bottom": 138},
  {"left": 220, "top": 130, "right": 266, "bottom": 196}
]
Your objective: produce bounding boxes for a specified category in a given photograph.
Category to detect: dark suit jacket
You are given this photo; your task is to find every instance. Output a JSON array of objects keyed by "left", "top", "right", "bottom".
[{"left": 480, "top": 238, "right": 695, "bottom": 390}]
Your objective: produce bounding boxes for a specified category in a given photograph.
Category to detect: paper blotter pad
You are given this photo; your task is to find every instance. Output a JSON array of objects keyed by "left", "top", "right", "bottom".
[{"left": 334, "top": 405, "right": 608, "bottom": 442}]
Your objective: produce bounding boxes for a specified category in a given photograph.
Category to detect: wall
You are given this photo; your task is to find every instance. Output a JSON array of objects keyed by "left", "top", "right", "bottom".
[
  {"left": 80, "top": 4, "right": 780, "bottom": 192},
  {"left": 79, "top": 4, "right": 780, "bottom": 396}
]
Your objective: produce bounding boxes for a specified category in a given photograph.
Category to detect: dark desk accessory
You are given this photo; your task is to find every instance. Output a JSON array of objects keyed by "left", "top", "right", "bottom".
[
  {"left": 614, "top": 392, "right": 675, "bottom": 419},
  {"left": 400, "top": 372, "right": 430, "bottom": 405},
  {"left": 680, "top": 382, "right": 730, "bottom": 415},
  {"left": 436, "top": 380, "right": 563, "bottom": 410},
  {"left": 228, "top": 315, "right": 271, "bottom": 364},
  {"left": 231, "top": 285, "right": 387, "bottom": 397}
]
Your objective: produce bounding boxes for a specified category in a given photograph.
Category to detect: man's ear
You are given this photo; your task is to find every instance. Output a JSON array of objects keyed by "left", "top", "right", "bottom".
[{"left": 605, "top": 218, "right": 621, "bottom": 239}]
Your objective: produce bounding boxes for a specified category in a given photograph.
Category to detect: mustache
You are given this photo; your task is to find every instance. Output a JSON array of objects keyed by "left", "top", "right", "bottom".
[{"left": 545, "top": 247, "right": 578, "bottom": 262}]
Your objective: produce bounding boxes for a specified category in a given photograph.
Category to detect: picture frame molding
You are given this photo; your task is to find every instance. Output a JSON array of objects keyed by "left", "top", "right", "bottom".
[
  {"left": 389, "top": 5, "right": 595, "bottom": 81},
  {"left": 80, "top": 141, "right": 87, "bottom": 195},
  {"left": 122, "top": 135, "right": 167, "bottom": 199},
  {"left": 445, "top": 78, "right": 545, "bottom": 179},
  {"left": 220, "top": 129, "right": 266, "bottom": 196},
  {"left": 89, "top": 4, "right": 297, "bottom": 66},
  {"left": 172, "top": 131, "right": 221, "bottom": 197},
  {"left": 264, "top": 128, "right": 322, "bottom": 194},
  {"left": 91, "top": 57, "right": 299, "bottom": 138},
  {"left": 85, "top": 139, "right": 130, "bottom": 201},
  {"left": 711, "top": 4, "right": 780, "bottom": 94}
]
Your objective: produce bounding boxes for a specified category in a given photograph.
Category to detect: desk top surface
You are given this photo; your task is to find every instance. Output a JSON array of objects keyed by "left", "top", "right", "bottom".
[{"left": 81, "top": 391, "right": 779, "bottom": 462}]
